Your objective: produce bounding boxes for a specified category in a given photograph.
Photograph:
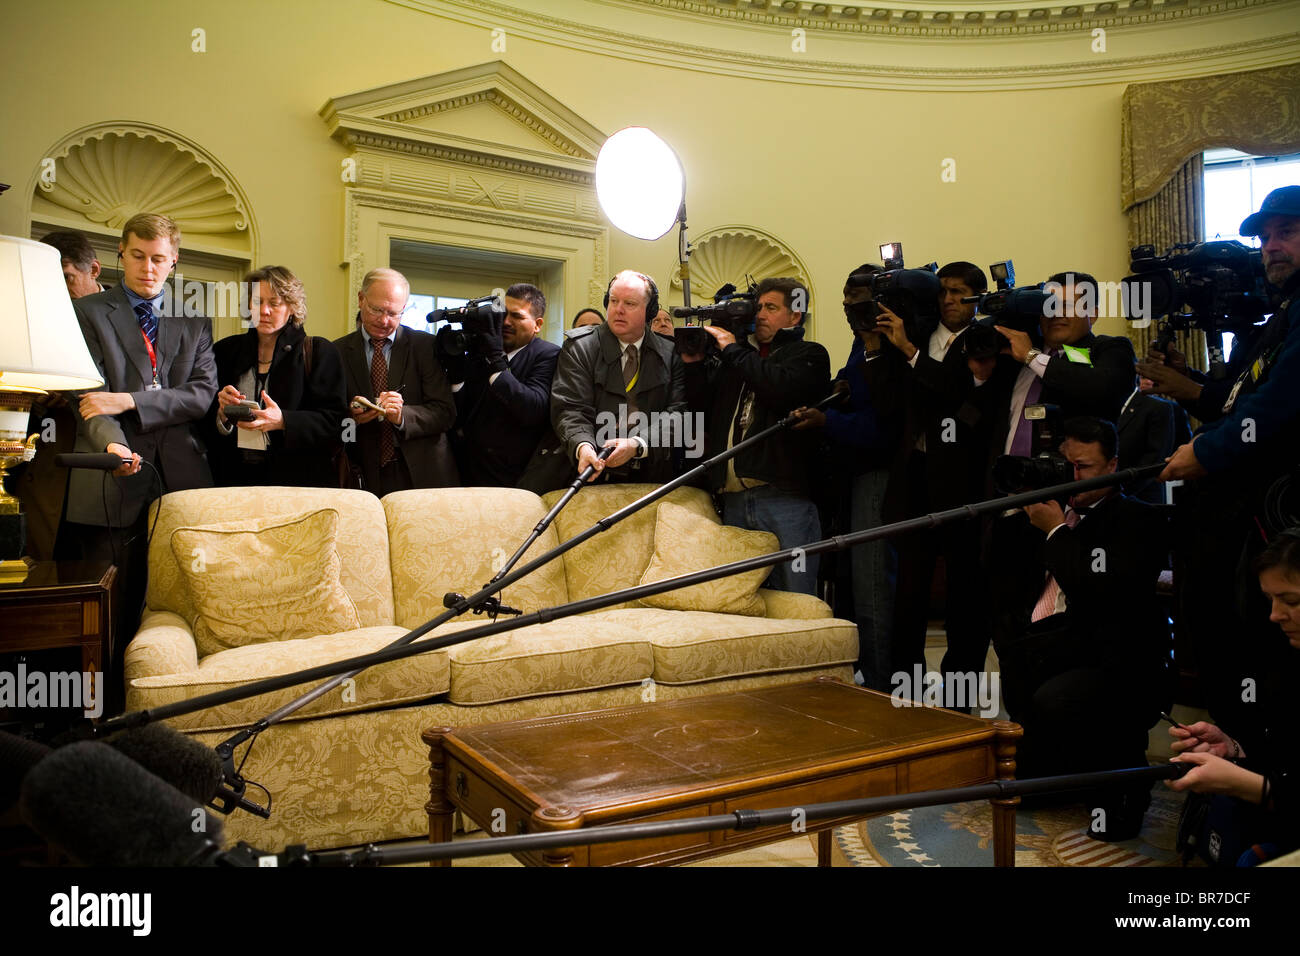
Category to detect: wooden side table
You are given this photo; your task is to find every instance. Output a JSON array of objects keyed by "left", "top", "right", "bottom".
[{"left": 0, "top": 560, "right": 116, "bottom": 722}]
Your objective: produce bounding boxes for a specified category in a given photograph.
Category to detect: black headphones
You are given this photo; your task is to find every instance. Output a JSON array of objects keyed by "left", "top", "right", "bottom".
[{"left": 603, "top": 272, "right": 659, "bottom": 324}]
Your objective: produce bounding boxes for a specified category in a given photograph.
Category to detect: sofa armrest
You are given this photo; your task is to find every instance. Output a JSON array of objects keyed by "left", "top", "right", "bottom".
[
  {"left": 125, "top": 610, "right": 201, "bottom": 685},
  {"left": 759, "top": 589, "right": 833, "bottom": 620}
]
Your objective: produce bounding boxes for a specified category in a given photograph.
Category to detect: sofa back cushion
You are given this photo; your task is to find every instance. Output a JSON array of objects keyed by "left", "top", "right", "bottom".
[
  {"left": 170, "top": 509, "right": 361, "bottom": 656},
  {"left": 147, "top": 487, "right": 394, "bottom": 631},
  {"left": 384, "top": 488, "right": 569, "bottom": 629},
  {"left": 540, "top": 484, "right": 720, "bottom": 610}
]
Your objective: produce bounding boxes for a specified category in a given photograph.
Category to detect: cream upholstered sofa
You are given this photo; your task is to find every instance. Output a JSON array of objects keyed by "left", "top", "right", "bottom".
[{"left": 129, "top": 484, "right": 857, "bottom": 851}]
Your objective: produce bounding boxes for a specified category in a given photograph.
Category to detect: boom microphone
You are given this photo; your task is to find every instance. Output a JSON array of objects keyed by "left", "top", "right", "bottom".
[
  {"left": 20, "top": 742, "right": 225, "bottom": 866},
  {"left": 54, "top": 452, "right": 123, "bottom": 470},
  {"left": 0, "top": 730, "right": 51, "bottom": 814},
  {"left": 103, "top": 723, "right": 224, "bottom": 805}
]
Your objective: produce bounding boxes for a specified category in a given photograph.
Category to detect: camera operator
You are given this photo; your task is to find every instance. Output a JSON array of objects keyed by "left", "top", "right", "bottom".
[
  {"left": 700, "top": 277, "right": 830, "bottom": 595},
  {"left": 549, "top": 270, "right": 685, "bottom": 484},
  {"left": 446, "top": 283, "right": 560, "bottom": 487},
  {"left": 874, "top": 261, "right": 999, "bottom": 691},
  {"left": 995, "top": 416, "right": 1170, "bottom": 841},
  {"left": 1148, "top": 187, "right": 1300, "bottom": 743},
  {"left": 988, "top": 272, "right": 1137, "bottom": 459},
  {"left": 792, "top": 265, "right": 907, "bottom": 684}
]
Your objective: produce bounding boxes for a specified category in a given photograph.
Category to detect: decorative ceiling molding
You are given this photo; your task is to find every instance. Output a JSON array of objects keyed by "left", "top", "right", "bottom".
[
  {"left": 669, "top": 225, "right": 810, "bottom": 302},
  {"left": 26, "top": 123, "right": 256, "bottom": 251},
  {"left": 606, "top": 0, "right": 1278, "bottom": 36},
  {"left": 390, "top": 0, "right": 1300, "bottom": 90},
  {"left": 322, "top": 60, "right": 605, "bottom": 180}
]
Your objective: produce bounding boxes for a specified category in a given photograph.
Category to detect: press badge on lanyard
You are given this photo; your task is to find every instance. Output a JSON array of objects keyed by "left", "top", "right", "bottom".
[{"left": 141, "top": 328, "right": 162, "bottom": 390}]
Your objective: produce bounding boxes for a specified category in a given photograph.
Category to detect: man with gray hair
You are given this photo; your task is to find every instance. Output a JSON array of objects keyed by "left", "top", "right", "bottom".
[{"left": 333, "top": 268, "right": 456, "bottom": 495}]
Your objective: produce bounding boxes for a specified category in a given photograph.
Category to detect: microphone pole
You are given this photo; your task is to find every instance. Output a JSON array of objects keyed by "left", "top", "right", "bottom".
[
  {"left": 251, "top": 763, "right": 1190, "bottom": 866},
  {"left": 455, "top": 445, "right": 616, "bottom": 617},
  {"left": 192, "top": 390, "right": 849, "bottom": 815},
  {"left": 99, "top": 462, "right": 1163, "bottom": 742}
]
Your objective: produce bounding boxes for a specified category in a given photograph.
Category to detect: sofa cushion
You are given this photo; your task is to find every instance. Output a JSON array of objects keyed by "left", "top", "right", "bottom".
[
  {"left": 594, "top": 608, "right": 858, "bottom": 684},
  {"left": 384, "top": 488, "right": 569, "bottom": 629},
  {"left": 126, "top": 625, "right": 449, "bottom": 732},
  {"left": 170, "top": 509, "right": 360, "bottom": 656},
  {"left": 638, "top": 501, "right": 775, "bottom": 616},
  {"left": 541, "top": 484, "right": 719, "bottom": 610},
  {"left": 147, "top": 487, "right": 394, "bottom": 630},
  {"left": 447, "top": 620, "right": 653, "bottom": 705}
]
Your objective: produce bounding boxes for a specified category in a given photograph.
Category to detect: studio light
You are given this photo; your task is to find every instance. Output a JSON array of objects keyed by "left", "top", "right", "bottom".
[{"left": 595, "top": 127, "right": 684, "bottom": 242}]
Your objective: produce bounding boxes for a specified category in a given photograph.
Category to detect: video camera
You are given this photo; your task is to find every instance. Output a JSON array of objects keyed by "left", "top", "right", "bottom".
[
  {"left": 960, "top": 259, "right": 1052, "bottom": 360},
  {"left": 429, "top": 292, "right": 504, "bottom": 373},
  {"left": 843, "top": 243, "right": 940, "bottom": 340},
  {"left": 672, "top": 282, "right": 758, "bottom": 355},
  {"left": 1120, "top": 240, "right": 1270, "bottom": 362}
]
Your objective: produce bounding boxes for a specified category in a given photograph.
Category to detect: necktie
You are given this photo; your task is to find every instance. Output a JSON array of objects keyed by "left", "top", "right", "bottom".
[
  {"left": 1010, "top": 348, "right": 1059, "bottom": 457},
  {"left": 1031, "top": 507, "right": 1082, "bottom": 622},
  {"left": 622, "top": 344, "right": 639, "bottom": 416},
  {"left": 134, "top": 300, "right": 157, "bottom": 348},
  {"left": 370, "top": 336, "right": 395, "bottom": 465}
]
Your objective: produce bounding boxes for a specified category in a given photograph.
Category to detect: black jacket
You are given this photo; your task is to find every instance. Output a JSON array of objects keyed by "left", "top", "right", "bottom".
[
  {"left": 453, "top": 336, "right": 561, "bottom": 487},
  {"left": 701, "top": 325, "right": 830, "bottom": 496},
  {"left": 206, "top": 324, "right": 347, "bottom": 487}
]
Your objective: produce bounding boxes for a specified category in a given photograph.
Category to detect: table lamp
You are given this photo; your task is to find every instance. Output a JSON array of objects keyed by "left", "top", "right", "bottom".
[{"left": 0, "top": 235, "right": 104, "bottom": 577}]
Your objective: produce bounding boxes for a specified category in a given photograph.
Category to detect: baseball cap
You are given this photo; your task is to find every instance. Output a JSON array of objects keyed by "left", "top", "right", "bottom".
[{"left": 1240, "top": 185, "right": 1300, "bottom": 237}]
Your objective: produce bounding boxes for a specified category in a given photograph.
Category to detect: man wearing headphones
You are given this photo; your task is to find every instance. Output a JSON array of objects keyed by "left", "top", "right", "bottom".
[
  {"left": 62, "top": 212, "right": 218, "bottom": 695},
  {"left": 549, "top": 269, "right": 685, "bottom": 484}
]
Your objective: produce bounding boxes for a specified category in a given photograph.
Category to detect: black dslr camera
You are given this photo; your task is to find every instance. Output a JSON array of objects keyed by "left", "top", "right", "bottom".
[{"left": 992, "top": 404, "right": 1073, "bottom": 500}]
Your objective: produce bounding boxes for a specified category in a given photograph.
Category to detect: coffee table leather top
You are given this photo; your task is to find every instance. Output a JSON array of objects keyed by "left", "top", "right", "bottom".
[{"left": 446, "top": 680, "right": 992, "bottom": 811}]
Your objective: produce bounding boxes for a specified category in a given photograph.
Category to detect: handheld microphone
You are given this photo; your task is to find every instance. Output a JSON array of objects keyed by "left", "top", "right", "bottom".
[
  {"left": 21, "top": 742, "right": 225, "bottom": 866},
  {"left": 54, "top": 452, "right": 124, "bottom": 470}
]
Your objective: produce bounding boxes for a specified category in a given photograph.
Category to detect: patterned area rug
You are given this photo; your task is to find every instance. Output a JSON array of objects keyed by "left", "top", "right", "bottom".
[{"left": 831, "top": 787, "right": 1193, "bottom": 867}]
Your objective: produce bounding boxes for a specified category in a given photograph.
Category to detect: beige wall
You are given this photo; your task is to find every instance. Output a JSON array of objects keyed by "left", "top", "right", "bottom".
[{"left": 3, "top": 0, "right": 1294, "bottom": 365}]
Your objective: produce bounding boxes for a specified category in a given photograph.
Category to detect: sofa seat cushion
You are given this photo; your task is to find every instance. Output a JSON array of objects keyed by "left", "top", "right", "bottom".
[
  {"left": 446, "top": 620, "right": 653, "bottom": 705},
  {"left": 126, "top": 626, "right": 449, "bottom": 732},
  {"left": 593, "top": 608, "right": 858, "bottom": 685},
  {"left": 541, "top": 484, "right": 721, "bottom": 610}
]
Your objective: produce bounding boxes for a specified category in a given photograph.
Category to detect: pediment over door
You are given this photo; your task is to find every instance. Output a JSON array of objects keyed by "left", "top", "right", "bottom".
[{"left": 321, "top": 61, "right": 610, "bottom": 325}]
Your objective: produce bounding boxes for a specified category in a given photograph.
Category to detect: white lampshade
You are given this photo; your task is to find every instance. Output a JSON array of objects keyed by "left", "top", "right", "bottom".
[
  {"left": 595, "top": 127, "right": 685, "bottom": 241},
  {"left": 0, "top": 234, "right": 104, "bottom": 392}
]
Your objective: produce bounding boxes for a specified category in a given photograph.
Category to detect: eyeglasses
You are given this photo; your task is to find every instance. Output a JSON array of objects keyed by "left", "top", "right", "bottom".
[{"left": 362, "top": 301, "right": 409, "bottom": 321}]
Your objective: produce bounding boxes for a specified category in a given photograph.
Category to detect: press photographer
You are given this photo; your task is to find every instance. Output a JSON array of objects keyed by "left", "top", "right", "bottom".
[
  {"left": 698, "top": 277, "right": 830, "bottom": 595},
  {"left": 445, "top": 284, "right": 560, "bottom": 488}
]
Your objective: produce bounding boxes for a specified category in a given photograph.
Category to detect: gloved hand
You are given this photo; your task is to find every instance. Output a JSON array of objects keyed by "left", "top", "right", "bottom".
[
  {"left": 435, "top": 326, "right": 469, "bottom": 385},
  {"left": 470, "top": 305, "right": 507, "bottom": 375}
]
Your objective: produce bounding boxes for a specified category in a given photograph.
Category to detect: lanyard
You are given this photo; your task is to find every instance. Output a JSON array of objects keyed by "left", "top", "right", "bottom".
[{"left": 140, "top": 328, "right": 160, "bottom": 388}]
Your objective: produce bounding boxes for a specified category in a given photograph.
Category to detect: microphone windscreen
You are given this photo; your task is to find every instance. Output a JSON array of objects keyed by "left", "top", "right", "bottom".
[
  {"left": 105, "top": 723, "right": 223, "bottom": 805},
  {"left": 21, "top": 742, "right": 224, "bottom": 866},
  {"left": 0, "top": 730, "right": 51, "bottom": 814},
  {"left": 53, "top": 452, "right": 124, "bottom": 470}
]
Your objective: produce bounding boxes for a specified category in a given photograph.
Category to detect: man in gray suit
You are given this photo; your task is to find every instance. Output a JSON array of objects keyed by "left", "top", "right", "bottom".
[
  {"left": 62, "top": 213, "right": 217, "bottom": 700},
  {"left": 334, "top": 268, "right": 457, "bottom": 496}
]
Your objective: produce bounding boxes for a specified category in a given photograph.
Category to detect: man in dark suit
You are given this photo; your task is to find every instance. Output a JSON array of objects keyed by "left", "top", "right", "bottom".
[
  {"left": 876, "top": 261, "right": 999, "bottom": 688},
  {"left": 334, "top": 268, "right": 457, "bottom": 496},
  {"left": 993, "top": 417, "right": 1168, "bottom": 840},
  {"left": 62, "top": 213, "right": 218, "bottom": 695},
  {"left": 449, "top": 283, "right": 560, "bottom": 487},
  {"left": 550, "top": 270, "right": 686, "bottom": 485},
  {"left": 1115, "top": 380, "right": 1189, "bottom": 503}
]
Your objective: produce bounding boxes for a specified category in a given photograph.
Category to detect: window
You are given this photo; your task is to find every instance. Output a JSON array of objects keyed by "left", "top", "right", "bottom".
[{"left": 401, "top": 294, "right": 468, "bottom": 332}]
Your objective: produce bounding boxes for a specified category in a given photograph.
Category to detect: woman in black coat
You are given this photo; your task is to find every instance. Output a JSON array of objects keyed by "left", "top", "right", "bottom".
[{"left": 207, "top": 266, "right": 347, "bottom": 487}]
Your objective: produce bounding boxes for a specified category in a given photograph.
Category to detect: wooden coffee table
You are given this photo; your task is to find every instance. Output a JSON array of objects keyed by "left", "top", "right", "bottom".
[{"left": 423, "top": 677, "right": 1022, "bottom": 867}]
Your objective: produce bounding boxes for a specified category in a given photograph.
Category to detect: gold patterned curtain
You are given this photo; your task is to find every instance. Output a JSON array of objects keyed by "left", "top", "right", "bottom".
[{"left": 1121, "top": 62, "right": 1300, "bottom": 368}]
